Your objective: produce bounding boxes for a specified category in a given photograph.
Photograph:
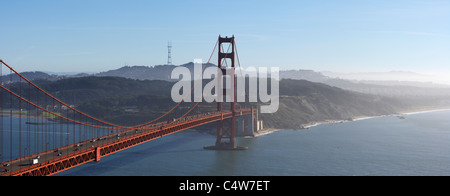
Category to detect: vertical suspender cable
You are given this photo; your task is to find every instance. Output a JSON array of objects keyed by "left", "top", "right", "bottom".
[
  {"left": 44, "top": 90, "right": 47, "bottom": 152},
  {"left": 36, "top": 85, "right": 39, "bottom": 154},
  {"left": 72, "top": 105, "right": 75, "bottom": 145},
  {"left": 27, "top": 83, "right": 31, "bottom": 157},
  {"left": 19, "top": 77, "right": 22, "bottom": 164},
  {"left": 34, "top": 86, "right": 37, "bottom": 154},
  {"left": 60, "top": 102, "right": 63, "bottom": 148},
  {"left": 0, "top": 61, "right": 3, "bottom": 163},
  {"left": 52, "top": 98, "right": 55, "bottom": 150},
  {"left": 9, "top": 70, "right": 13, "bottom": 164}
]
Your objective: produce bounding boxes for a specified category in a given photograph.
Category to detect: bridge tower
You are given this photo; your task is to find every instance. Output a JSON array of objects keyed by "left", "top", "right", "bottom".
[{"left": 205, "top": 35, "right": 247, "bottom": 150}]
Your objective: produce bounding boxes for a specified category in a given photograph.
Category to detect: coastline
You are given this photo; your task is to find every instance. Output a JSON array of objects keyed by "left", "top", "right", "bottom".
[
  {"left": 259, "top": 107, "right": 450, "bottom": 136},
  {"left": 0, "top": 112, "right": 51, "bottom": 120},
  {"left": 253, "top": 128, "right": 282, "bottom": 137}
]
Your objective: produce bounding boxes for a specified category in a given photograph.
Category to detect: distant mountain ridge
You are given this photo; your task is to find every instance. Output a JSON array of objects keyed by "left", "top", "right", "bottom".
[
  {"left": 97, "top": 65, "right": 176, "bottom": 81},
  {"left": 8, "top": 63, "right": 448, "bottom": 87},
  {"left": 7, "top": 63, "right": 450, "bottom": 100},
  {"left": 97, "top": 63, "right": 332, "bottom": 83},
  {"left": 24, "top": 76, "right": 450, "bottom": 129},
  {"left": 96, "top": 62, "right": 215, "bottom": 81},
  {"left": 1, "top": 71, "right": 61, "bottom": 83},
  {"left": 279, "top": 69, "right": 330, "bottom": 83},
  {"left": 4, "top": 68, "right": 450, "bottom": 129}
]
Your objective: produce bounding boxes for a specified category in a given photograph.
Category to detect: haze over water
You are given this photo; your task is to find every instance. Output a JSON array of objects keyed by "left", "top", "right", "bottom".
[{"left": 56, "top": 110, "right": 450, "bottom": 176}]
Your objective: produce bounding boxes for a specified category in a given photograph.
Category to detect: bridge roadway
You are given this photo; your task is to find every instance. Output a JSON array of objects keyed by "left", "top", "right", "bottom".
[{"left": 0, "top": 109, "right": 253, "bottom": 176}]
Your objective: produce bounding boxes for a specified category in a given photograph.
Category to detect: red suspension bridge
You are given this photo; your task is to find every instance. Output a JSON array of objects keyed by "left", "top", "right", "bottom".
[{"left": 0, "top": 36, "right": 258, "bottom": 176}]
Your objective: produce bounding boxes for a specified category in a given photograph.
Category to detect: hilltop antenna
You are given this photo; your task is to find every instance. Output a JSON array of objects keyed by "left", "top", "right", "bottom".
[{"left": 167, "top": 41, "right": 173, "bottom": 65}]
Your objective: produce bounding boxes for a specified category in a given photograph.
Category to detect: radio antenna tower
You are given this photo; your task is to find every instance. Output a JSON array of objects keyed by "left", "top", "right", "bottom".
[{"left": 167, "top": 41, "right": 173, "bottom": 65}]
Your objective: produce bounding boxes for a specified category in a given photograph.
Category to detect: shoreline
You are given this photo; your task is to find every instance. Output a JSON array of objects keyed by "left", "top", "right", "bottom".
[
  {"left": 0, "top": 111, "right": 57, "bottom": 119},
  {"left": 253, "top": 128, "right": 282, "bottom": 137},
  {"left": 261, "top": 107, "right": 450, "bottom": 135}
]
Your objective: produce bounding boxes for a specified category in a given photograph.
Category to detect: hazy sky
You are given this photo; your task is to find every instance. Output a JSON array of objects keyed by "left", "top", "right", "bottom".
[{"left": 1, "top": 0, "right": 449, "bottom": 76}]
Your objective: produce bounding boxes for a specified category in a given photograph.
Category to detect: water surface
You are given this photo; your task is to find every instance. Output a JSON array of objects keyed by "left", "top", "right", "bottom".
[{"left": 56, "top": 110, "right": 450, "bottom": 176}]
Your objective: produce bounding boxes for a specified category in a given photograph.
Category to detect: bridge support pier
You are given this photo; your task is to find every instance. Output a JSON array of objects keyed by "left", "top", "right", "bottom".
[{"left": 236, "top": 115, "right": 254, "bottom": 137}]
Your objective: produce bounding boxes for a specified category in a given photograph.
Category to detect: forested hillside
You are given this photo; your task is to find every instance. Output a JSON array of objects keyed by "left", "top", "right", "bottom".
[{"left": 11, "top": 77, "right": 448, "bottom": 128}]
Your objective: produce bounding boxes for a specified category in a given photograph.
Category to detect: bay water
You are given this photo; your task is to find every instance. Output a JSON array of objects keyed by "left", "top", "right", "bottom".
[{"left": 49, "top": 110, "right": 450, "bottom": 176}]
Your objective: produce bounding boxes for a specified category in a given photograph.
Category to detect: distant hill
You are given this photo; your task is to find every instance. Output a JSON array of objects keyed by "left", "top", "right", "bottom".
[
  {"left": 280, "top": 69, "right": 330, "bottom": 83},
  {"left": 97, "top": 63, "right": 331, "bottom": 83},
  {"left": 96, "top": 65, "right": 176, "bottom": 81},
  {"left": 6, "top": 64, "right": 450, "bottom": 128},
  {"left": 96, "top": 62, "right": 215, "bottom": 81},
  {"left": 0, "top": 71, "right": 90, "bottom": 83},
  {"left": 30, "top": 77, "right": 182, "bottom": 126},
  {"left": 260, "top": 79, "right": 399, "bottom": 129},
  {"left": 18, "top": 77, "right": 450, "bottom": 128},
  {"left": 1, "top": 71, "right": 60, "bottom": 83},
  {"left": 34, "top": 76, "right": 174, "bottom": 105},
  {"left": 260, "top": 79, "right": 450, "bottom": 129},
  {"left": 323, "top": 78, "right": 450, "bottom": 98},
  {"left": 322, "top": 71, "right": 438, "bottom": 83},
  {"left": 13, "top": 64, "right": 450, "bottom": 94}
]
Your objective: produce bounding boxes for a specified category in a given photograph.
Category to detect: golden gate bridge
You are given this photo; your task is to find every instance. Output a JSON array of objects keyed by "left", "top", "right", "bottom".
[{"left": 0, "top": 36, "right": 258, "bottom": 176}]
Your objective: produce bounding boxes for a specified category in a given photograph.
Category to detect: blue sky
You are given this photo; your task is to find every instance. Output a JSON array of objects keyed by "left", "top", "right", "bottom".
[{"left": 1, "top": 0, "right": 449, "bottom": 75}]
